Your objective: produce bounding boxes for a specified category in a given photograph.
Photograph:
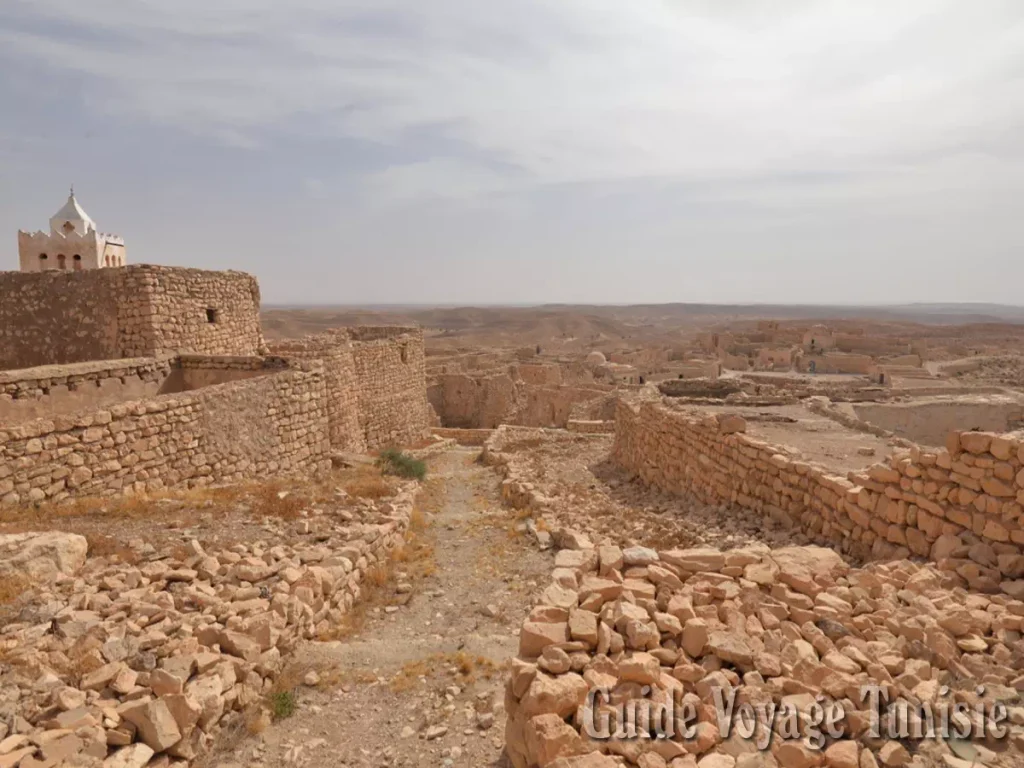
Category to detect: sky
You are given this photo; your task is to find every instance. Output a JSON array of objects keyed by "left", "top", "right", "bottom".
[{"left": 1, "top": 1, "right": 1023, "bottom": 306}]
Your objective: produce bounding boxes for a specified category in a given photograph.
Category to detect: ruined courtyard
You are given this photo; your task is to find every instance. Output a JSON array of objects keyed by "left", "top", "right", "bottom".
[{"left": 2, "top": 263, "right": 1024, "bottom": 768}]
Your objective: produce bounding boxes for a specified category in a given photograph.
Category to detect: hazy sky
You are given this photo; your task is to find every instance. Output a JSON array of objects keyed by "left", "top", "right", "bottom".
[{"left": 2, "top": 1, "right": 1023, "bottom": 305}]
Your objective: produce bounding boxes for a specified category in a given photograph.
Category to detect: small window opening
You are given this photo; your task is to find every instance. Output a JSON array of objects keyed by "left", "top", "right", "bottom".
[
  {"left": 39, "top": 253, "right": 48, "bottom": 261},
  {"left": 73, "top": 254, "right": 81, "bottom": 261},
  {"left": 400, "top": 344, "right": 409, "bottom": 363},
  {"left": 206, "top": 308, "right": 219, "bottom": 324}
]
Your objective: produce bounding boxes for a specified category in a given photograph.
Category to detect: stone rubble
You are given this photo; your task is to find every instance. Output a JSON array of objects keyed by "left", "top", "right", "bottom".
[
  {"left": 0, "top": 482, "right": 417, "bottom": 767},
  {"left": 505, "top": 539, "right": 1024, "bottom": 768}
]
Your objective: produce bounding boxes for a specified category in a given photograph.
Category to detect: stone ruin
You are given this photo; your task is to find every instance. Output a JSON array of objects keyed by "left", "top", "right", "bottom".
[{"left": 0, "top": 265, "right": 431, "bottom": 505}]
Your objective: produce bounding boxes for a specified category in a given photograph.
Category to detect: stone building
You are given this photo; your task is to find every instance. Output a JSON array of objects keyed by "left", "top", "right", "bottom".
[
  {"left": 17, "top": 189, "right": 126, "bottom": 272},
  {"left": 0, "top": 264, "right": 431, "bottom": 504}
]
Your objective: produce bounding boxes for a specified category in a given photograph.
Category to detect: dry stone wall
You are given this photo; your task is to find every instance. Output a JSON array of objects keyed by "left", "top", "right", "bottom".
[
  {"left": 0, "top": 363, "right": 330, "bottom": 505},
  {"left": 269, "top": 332, "right": 365, "bottom": 453},
  {"left": 120, "top": 267, "right": 265, "bottom": 359},
  {"left": 0, "top": 356, "right": 287, "bottom": 428},
  {"left": 350, "top": 328, "right": 430, "bottom": 449},
  {"left": 270, "top": 326, "right": 430, "bottom": 452},
  {"left": 0, "top": 358, "right": 176, "bottom": 425},
  {"left": 0, "top": 266, "right": 264, "bottom": 370},
  {"left": 613, "top": 400, "right": 1024, "bottom": 568}
]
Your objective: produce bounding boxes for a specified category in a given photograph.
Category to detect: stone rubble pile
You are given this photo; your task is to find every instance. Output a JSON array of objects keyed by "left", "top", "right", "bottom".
[
  {"left": 505, "top": 539, "right": 1024, "bottom": 768},
  {"left": 483, "top": 428, "right": 808, "bottom": 554},
  {"left": 0, "top": 483, "right": 416, "bottom": 767}
]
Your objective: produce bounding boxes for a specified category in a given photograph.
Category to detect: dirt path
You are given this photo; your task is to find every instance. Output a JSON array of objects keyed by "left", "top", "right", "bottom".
[{"left": 210, "top": 447, "right": 550, "bottom": 768}]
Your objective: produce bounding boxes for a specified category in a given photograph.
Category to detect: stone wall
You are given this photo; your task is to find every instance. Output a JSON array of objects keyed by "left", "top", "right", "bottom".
[
  {"left": 0, "top": 265, "right": 264, "bottom": 370},
  {"left": 0, "top": 356, "right": 285, "bottom": 427},
  {"left": 270, "top": 327, "right": 430, "bottom": 452},
  {"left": 850, "top": 397, "right": 1024, "bottom": 447},
  {"left": 519, "top": 386, "right": 611, "bottom": 428},
  {"left": 612, "top": 399, "right": 1024, "bottom": 563},
  {"left": 428, "top": 373, "right": 520, "bottom": 429},
  {"left": 122, "top": 267, "right": 265, "bottom": 359},
  {"left": 268, "top": 332, "right": 365, "bottom": 453},
  {"left": 351, "top": 328, "right": 430, "bottom": 449},
  {"left": 0, "top": 358, "right": 176, "bottom": 425},
  {"left": 429, "top": 370, "right": 612, "bottom": 431},
  {"left": 0, "top": 363, "right": 330, "bottom": 505}
]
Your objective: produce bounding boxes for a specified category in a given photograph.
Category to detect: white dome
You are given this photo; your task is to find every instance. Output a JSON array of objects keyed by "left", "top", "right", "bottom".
[
  {"left": 586, "top": 351, "right": 607, "bottom": 366},
  {"left": 50, "top": 190, "right": 95, "bottom": 236}
]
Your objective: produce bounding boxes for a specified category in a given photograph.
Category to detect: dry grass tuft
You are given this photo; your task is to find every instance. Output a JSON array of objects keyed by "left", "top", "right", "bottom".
[
  {"left": 249, "top": 483, "right": 306, "bottom": 520},
  {"left": 0, "top": 573, "right": 29, "bottom": 606},
  {"left": 388, "top": 651, "right": 499, "bottom": 692},
  {"left": 337, "top": 465, "right": 394, "bottom": 500}
]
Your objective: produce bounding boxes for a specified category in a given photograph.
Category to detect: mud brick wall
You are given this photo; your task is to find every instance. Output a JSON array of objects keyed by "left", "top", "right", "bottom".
[
  {"left": 269, "top": 332, "right": 366, "bottom": 453},
  {"left": 0, "top": 363, "right": 330, "bottom": 505},
  {"left": 351, "top": 328, "right": 430, "bottom": 449},
  {"left": 612, "top": 400, "right": 1024, "bottom": 563},
  {"left": 0, "top": 266, "right": 264, "bottom": 371}
]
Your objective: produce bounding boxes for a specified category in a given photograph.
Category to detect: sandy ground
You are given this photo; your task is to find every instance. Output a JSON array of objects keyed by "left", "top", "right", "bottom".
[{"left": 206, "top": 448, "right": 551, "bottom": 768}]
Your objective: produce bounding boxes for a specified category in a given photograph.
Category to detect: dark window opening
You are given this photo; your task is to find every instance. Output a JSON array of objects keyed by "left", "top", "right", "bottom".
[
  {"left": 73, "top": 254, "right": 81, "bottom": 260},
  {"left": 206, "top": 308, "right": 219, "bottom": 324},
  {"left": 39, "top": 253, "right": 48, "bottom": 260},
  {"left": 400, "top": 344, "right": 409, "bottom": 363}
]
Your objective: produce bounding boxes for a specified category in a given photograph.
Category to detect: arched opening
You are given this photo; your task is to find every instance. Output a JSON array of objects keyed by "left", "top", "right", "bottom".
[
  {"left": 73, "top": 254, "right": 82, "bottom": 271},
  {"left": 39, "top": 253, "right": 48, "bottom": 269},
  {"left": 62, "top": 221, "right": 74, "bottom": 233},
  {"left": 57, "top": 254, "right": 67, "bottom": 270}
]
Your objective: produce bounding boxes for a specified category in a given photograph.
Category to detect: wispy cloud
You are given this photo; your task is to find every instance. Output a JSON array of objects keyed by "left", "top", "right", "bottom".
[
  {"left": 4, "top": 0, "right": 1024, "bottom": 199},
  {"left": 2, "top": 1, "right": 1024, "bottom": 305}
]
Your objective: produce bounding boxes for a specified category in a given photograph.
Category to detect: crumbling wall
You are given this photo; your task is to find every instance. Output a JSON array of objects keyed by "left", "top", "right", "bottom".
[
  {"left": 0, "top": 266, "right": 264, "bottom": 371},
  {"left": 613, "top": 400, "right": 1024, "bottom": 561},
  {"left": 518, "top": 386, "right": 610, "bottom": 428},
  {"left": 0, "top": 358, "right": 176, "bottom": 425},
  {"left": 517, "top": 363, "right": 563, "bottom": 386},
  {"left": 428, "top": 373, "right": 520, "bottom": 429},
  {"left": 0, "top": 356, "right": 286, "bottom": 427},
  {"left": 0, "top": 363, "right": 330, "bottom": 505},
  {"left": 851, "top": 398, "right": 1024, "bottom": 447}
]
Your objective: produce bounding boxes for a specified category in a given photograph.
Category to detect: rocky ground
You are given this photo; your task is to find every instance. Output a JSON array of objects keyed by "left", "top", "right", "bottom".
[
  {"left": 206, "top": 448, "right": 551, "bottom": 768},
  {"left": 0, "top": 463, "right": 422, "bottom": 767},
  {"left": 486, "top": 430, "right": 819, "bottom": 554},
  {"left": 949, "top": 356, "right": 1024, "bottom": 392},
  {"left": 2, "top": 431, "right": 1023, "bottom": 768}
]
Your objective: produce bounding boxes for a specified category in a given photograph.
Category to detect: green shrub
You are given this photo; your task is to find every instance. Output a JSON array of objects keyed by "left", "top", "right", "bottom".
[
  {"left": 377, "top": 448, "right": 427, "bottom": 481},
  {"left": 269, "top": 690, "right": 296, "bottom": 720}
]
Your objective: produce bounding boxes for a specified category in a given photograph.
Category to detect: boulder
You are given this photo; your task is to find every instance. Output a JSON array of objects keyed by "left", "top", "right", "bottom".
[{"left": 0, "top": 532, "right": 88, "bottom": 581}]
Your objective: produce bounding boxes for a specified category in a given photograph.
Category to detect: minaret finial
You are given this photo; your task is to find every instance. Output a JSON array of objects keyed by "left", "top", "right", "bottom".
[{"left": 70, "top": 183, "right": 74, "bottom": 198}]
